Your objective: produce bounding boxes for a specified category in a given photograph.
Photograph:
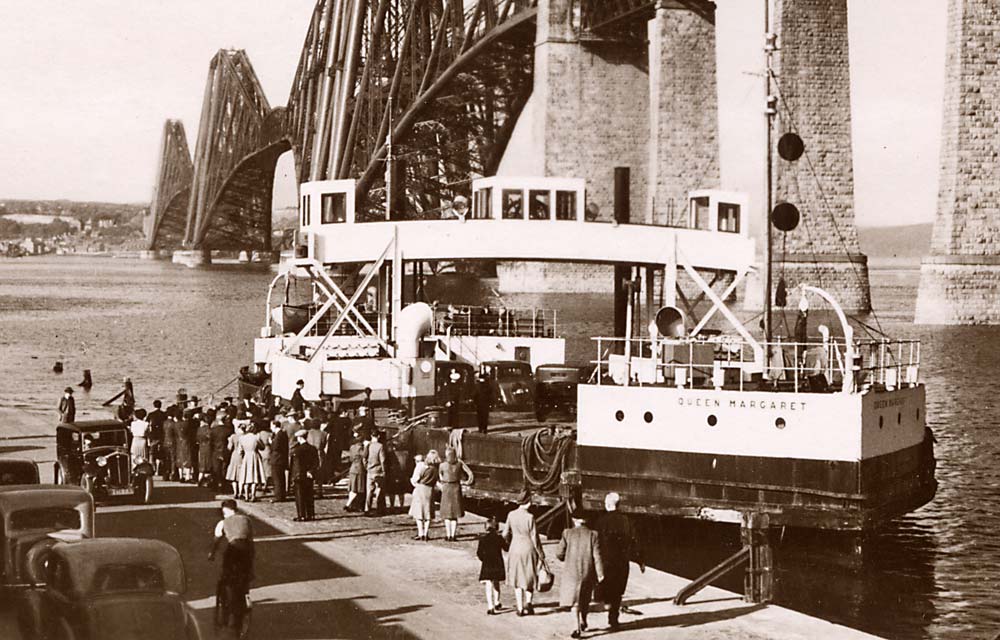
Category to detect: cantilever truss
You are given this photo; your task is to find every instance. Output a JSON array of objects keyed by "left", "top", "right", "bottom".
[
  {"left": 286, "top": 0, "right": 538, "bottom": 220},
  {"left": 184, "top": 49, "right": 291, "bottom": 250},
  {"left": 145, "top": 120, "right": 193, "bottom": 250}
]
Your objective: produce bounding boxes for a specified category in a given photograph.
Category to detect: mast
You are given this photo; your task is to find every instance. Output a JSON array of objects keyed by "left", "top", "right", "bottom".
[{"left": 763, "top": 0, "right": 776, "bottom": 364}]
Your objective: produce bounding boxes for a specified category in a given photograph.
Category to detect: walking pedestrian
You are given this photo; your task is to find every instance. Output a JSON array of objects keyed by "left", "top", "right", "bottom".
[
  {"left": 290, "top": 429, "right": 318, "bottom": 521},
  {"left": 503, "top": 495, "right": 545, "bottom": 616},
  {"left": 269, "top": 419, "right": 289, "bottom": 502},
  {"left": 438, "top": 447, "right": 474, "bottom": 541},
  {"left": 556, "top": 512, "right": 605, "bottom": 638},
  {"left": 477, "top": 517, "right": 507, "bottom": 615},
  {"left": 409, "top": 450, "right": 439, "bottom": 540},
  {"left": 364, "top": 430, "right": 386, "bottom": 515},
  {"left": 594, "top": 492, "right": 644, "bottom": 629},
  {"left": 58, "top": 387, "right": 75, "bottom": 423}
]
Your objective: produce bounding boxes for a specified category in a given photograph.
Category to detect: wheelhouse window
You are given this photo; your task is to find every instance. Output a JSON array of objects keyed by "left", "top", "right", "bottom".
[
  {"left": 473, "top": 187, "right": 492, "bottom": 219},
  {"left": 555, "top": 191, "right": 577, "bottom": 220},
  {"left": 718, "top": 203, "right": 740, "bottom": 233},
  {"left": 691, "top": 196, "right": 710, "bottom": 230},
  {"left": 528, "top": 190, "right": 550, "bottom": 220},
  {"left": 501, "top": 190, "right": 523, "bottom": 219},
  {"left": 11, "top": 507, "right": 81, "bottom": 532},
  {"left": 321, "top": 193, "right": 347, "bottom": 224}
]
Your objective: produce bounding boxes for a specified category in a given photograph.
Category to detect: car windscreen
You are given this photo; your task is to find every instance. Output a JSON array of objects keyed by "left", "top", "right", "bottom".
[
  {"left": 497, "top": 364, "right": 530, "bottom": 380},
  {"left": 82, "top": 429, "right": 128, "bottom": 449},
  {"left": 10, "top": 507, "right": 81, "bottom": 532},
  {"left": 93, "top": 564, "right": 165, "bottom": 593}
]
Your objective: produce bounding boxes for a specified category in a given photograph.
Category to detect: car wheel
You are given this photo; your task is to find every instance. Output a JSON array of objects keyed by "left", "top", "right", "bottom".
[
  {"left": 23, "top": 538, "right": 59, "bottom": 584},
  {"left": 144, "top": 476, "right": 154, "bottom": 504}
]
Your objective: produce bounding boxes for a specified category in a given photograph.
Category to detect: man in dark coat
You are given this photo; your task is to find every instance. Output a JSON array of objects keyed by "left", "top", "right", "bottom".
[
  {"left": 290, "top": 380, "right": 306, "bottom": 414},
  {"left": 210, "top": 413, "right": 234, "bottom": 491},
  {"left": 475, "top": 374, "right": 491, "bottom": 433},
  {"left": 556, "top": 511, "right": 605, "bottom": 638},
  {"left": 162, "top": 406, "right": 181, "bottom": 480},
  {"left": 58, "top": 387, "right": 75, "bottom": 423},
  {"left": 595, "top": 492, "right": 644, "bottom": 629},
  {"left": 269, "top": 419, "right": 289, "bottom": 502},
  {"left": 290, "top": 430, "right": 319, "bottom": 521},
  {"left": 147, "top": 399, "right": 166, "bottom": 476}
]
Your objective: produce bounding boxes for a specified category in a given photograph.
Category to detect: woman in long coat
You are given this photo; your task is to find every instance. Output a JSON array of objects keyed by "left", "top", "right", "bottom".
[
  {"left": 556, "top": 515, "right": 605, "bottom": 638},
  {"left": 225, "top": 424, "right": 245, "bottom": 499},
  {"left": 175, "top": 411, "right": 195, "bottom": 483},
  {"left": 256, "top": 421, "right": 272, "bottom": 489},
  {"left": 502, "top": 496, "right": 545, "bottom": 616},
  {"left": 438, "top": 447, "right": 474, "bottom": 541},
  {"left": 237, "top": 422, "right": 266, "bottom": 501},
  {"left": 196, "top": 417, "right": 213, "bottom": 486},
  {"left": 408, "top": 450, "right": 439, "bottom": 540}
]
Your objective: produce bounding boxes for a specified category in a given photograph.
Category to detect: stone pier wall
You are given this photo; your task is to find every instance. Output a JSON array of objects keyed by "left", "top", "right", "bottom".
[{"left": 915, "top": 0, "right": 1000, "bottom": 324}]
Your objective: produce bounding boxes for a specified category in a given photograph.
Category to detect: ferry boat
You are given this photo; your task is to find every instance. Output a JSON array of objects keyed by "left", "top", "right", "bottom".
[{"left": 246, "top": 173, "right": 936, "bottom": 532}]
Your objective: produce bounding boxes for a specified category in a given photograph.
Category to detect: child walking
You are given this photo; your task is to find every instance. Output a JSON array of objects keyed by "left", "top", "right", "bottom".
[{"left": 477, "top": 517, "right": 507, "bottom": 615}]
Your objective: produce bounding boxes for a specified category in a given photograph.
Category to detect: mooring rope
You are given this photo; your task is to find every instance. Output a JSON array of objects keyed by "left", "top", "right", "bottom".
[{"left": 520, "top": 427, "right": 573, "bottom": 496}]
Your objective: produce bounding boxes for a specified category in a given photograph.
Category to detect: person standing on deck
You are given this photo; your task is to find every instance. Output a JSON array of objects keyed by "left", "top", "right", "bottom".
[
  {"left": 58, "top": 387, "right": 75, "bottom": 423},
  {"left": 557, "top": 511, "right": 605, "bottom": 638},
  {"left": 595, "top": 491, "right": 644, "bottom": 629},
  {"left": 290, "top": 429, "right": 319, "bottom": 521},
  {"left": 475, "top": 374, "right": 491, "bottom": 433},
  {"left": 290, "top": 380, "right": 306, "bottom": 415},
  {"left": 269, "top": 419, "right": 289, "bottom": 502}
]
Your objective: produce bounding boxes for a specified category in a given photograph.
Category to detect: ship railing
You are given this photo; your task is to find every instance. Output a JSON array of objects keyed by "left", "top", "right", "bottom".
[
  {"left": 589, "top": 336, "right": 921, "bottom": 394},
  {"left": 433, "top": 305, "right": 557, "bottom": 339}
]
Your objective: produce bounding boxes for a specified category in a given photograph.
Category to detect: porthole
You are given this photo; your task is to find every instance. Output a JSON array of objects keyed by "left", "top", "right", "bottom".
[
  {"left": 615, "top": 410, "right": 624, "bottom": 422},
  {"left": 879, "top": 416, "right": 884, "bottom": 429},
  {"left": 775, "top": 417, "right": 786, "bottom": 430},
  {"left": 643, "top": 411, "right": 653, "bottom": 423},
  {"left": 707, "top": 415, "right": 718, "bottom": 427}
]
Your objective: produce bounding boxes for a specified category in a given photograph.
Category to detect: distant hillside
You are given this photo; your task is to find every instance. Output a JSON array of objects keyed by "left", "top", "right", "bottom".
[{"left": 858, "top": 223, "right": 932, "bottom": 260}]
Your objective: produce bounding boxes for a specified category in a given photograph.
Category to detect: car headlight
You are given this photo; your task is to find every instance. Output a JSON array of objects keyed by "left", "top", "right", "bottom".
[{"left": 97, "top": 457, "right": 108, "bottom": 467}]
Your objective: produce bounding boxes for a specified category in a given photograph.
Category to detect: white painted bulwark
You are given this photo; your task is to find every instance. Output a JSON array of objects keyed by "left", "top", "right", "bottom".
[{"left": 577, "top": 384, "right": 926, "bottom": 463}]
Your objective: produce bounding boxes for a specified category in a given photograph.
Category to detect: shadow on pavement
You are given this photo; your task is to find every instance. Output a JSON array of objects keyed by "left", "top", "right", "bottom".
[
  {"left": 249, "top": 598, "right": 428, "bottom": 640},
  {"left": 584, "top": 603, "right": 767, "bottom": 636},
  {"left": 0, "top": 445, "right": 45, "bottom": 454}
]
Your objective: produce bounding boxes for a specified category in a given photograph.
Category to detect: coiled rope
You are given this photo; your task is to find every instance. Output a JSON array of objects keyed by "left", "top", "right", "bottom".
[{"left": 520, "top": 427, "right": 574, "bottom": 496}]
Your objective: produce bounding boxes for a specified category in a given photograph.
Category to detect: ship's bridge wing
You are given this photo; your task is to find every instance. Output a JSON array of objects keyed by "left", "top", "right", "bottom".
[{"left": 296, "top": 178, "right": 755, "bottom": 273}]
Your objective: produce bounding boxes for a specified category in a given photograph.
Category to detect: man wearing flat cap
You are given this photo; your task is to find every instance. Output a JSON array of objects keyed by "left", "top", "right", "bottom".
[
  {"left": 58, "top": 387, "right": 75, "bottom": 423},
  {"left": 290, "top": 429, "right": 319, "bottom": 521}
]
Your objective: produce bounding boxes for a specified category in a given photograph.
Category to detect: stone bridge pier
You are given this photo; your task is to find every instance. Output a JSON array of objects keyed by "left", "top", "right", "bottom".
[{"left": 915, "top": 0, "right": 1000, "bottom": 324}]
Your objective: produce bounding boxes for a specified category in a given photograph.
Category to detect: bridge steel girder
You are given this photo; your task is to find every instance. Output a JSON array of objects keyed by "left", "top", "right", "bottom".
[
  {"left": 184, "top": 49, "right": 289, "bottom": 251},
  {"left": 580, "top": 0, "right": 715, "bottom": 36},
  {"left": 286, "top": 0, "right": 537, "bottom": 220},
  {"left": 145, "top": 120, "right": 193, "bottom": 250}
]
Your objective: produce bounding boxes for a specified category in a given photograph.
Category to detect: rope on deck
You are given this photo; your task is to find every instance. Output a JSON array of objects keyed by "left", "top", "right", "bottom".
[{"left": 520, "top": 427, "right": 573, "bottom": 498}]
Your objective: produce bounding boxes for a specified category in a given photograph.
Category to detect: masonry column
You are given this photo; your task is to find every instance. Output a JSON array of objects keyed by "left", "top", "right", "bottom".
[
  {"left": 758, "top": 0, "right": 871, "bottom": 313},
  {"left": 648, "top": 2, "right": 720, "bottom": 226},
  {"left": 915, "top": 0, "right": 1000, "bottom": 324}
]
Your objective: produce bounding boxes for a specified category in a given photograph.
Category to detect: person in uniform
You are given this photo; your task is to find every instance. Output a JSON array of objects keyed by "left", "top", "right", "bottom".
[
  {"left": 556, "top": 511, "right": 605, "bottom": 638},
  {"left": 594, "top": 492, "right": 644, "bottom": 629},
  {"left": 290, "top": 429, "right": 319, "bottom": 521},
  {"left": 58, "top": 387, "right": 75, "bottom": 423}
]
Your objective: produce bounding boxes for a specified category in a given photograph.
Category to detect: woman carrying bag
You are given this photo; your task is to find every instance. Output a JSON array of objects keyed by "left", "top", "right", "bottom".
[{"left": 502, "top": 495, "right": 547, "bottom": 616}]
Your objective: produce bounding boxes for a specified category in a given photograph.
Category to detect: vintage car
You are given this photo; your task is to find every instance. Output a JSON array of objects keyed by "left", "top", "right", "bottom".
[
  {"left": 16, "top": 537, "right": 202, "bottom": 640},
  {"left": 0, "top": 485, "right": 94, "bottom": 596},
  {"left": 480, "top": 360, "right": 535, "bottom": 411},
  {"left": 55, "top": 420, "right": 155, "bottom": 503},
  {"left": 533, "top": 364, "right": 583, "bottom": 421},
  {"left": 0, "top": 458, "right": 40, "bottom": 485}
]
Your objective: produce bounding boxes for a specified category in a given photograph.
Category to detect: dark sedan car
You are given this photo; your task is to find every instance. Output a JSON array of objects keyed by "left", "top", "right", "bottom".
[
  {"left": 55, "top": 420, "right": 154, "bottom": 503},
  {"left": 0, "top": 458, "right": 40, "bottom": 485},
  {"left": 17, "top": 537, "right": 202, "bottom": 640}
]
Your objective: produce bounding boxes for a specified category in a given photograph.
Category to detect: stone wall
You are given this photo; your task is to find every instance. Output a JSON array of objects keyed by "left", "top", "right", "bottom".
[
  {"left": 915, "top": 0, "right": 1000, "bottom": 324},
  {"left": 766, "top": 0, "right": 870, "bottom": 312}
]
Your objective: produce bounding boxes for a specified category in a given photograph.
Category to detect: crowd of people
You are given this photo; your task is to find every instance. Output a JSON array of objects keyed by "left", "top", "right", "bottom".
[{"left": 69, "top": 377, "right": 646, "bottom": 638}]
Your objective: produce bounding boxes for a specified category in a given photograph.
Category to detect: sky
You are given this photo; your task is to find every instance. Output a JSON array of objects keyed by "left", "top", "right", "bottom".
[{"left": 0, "top": 1, "right": 947, "bottom": 228}]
